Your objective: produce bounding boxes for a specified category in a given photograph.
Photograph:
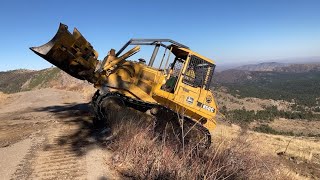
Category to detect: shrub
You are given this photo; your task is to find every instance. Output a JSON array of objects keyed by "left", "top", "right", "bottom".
[{"left": 254, "top": 124, "right": 295, "bottom": 136}]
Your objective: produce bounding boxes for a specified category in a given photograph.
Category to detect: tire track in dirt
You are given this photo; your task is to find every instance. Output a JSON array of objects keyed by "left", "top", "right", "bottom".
[
  {"left": 0, "top": 89, "right": 120, "bottom": 179},
  {"left": 12, "top": 123, "right": 87, "bottom": 179}
]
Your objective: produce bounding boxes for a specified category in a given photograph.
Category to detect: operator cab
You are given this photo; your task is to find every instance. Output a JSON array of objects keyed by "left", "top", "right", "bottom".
[
  {"left": 163, "top": 45, "right": 215, "bottom": 93},
  {"left": 116, "top": 39, "right": 215, "bottom": 93}
]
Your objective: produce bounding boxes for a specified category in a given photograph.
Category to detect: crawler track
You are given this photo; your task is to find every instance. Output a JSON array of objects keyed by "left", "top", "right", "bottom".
[{"left": 91, "top": 90, "right": 211, "bottom": 148}]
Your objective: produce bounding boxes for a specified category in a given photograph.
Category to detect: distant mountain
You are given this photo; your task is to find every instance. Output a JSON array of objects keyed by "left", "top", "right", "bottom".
[
  {"left": 275, "top": 64, "right": 320, "bottom": 73},
  {"left": 233, "top": 61, "right": 320, "bottom": 73},
  {"left": 214, "top": 63, "right": 320, "bottom": 84},
  {"left": 235, "top": 62, "right": 289, "bottom": 71},
  {"left": 214, "top": 69, "right": 253, "bottom": 84},
  {"left": 273, "top": 56, "right": 320, "bottom": 64}
]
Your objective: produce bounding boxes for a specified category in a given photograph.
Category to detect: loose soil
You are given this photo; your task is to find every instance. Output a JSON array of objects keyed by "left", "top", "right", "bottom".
[{"left": 0, "top": 88, "right": 120, "bottom": 179}]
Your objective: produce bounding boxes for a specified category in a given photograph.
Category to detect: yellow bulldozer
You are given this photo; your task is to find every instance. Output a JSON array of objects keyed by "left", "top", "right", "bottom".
[{"left": 30, "top": 23, "right": 217, "bottom": 148}]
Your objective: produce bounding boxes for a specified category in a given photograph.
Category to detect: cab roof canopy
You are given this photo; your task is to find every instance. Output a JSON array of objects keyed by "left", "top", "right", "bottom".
[
  {"left": 117, "top": 39, "right": 215, "bottom": 64},
  {"left": 169, "top": 45, "right": 214, "bottom": 64}
]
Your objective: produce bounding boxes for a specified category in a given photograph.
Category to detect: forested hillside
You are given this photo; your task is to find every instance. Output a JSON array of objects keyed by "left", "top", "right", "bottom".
[{"left": 214, "top": 66, "right": 320, "bottom": 107}]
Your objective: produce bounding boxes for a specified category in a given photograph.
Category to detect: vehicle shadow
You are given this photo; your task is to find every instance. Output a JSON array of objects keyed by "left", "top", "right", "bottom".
[{"left": 34, "top": 102, "right": 111, "bottom": 156}]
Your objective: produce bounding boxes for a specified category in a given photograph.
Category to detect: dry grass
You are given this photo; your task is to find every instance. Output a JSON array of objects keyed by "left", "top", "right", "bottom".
[
  {"left": 215, "top": 123, "right": 320, "bottom": 164},
  {"left": 213, "top": 121, "right": 320, "bottom": 179},
  {"left": 0, "top": 91, "right": 7, "bottom": 96},
  {"left": 267, "top": 118, "right": 320, "bottom": 136},
  {"left": 102, "top": 106, "right": 291, "bottom": 179},
  {"left": 0, "top": 92, "right": 7, "bottom": 102}
]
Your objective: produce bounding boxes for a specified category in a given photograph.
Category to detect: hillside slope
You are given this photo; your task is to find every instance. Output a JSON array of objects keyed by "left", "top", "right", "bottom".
[
  {"left": 213, "top": 64, "right": 320, "bottom": 107},
  {"left": 0, "top": 68, "right": 93, "bottom": 94}
]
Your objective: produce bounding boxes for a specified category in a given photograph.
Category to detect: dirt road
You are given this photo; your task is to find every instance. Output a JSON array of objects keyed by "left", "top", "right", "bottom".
[{"left": 0, "top": 89, "right": 119, "bottom": 179}]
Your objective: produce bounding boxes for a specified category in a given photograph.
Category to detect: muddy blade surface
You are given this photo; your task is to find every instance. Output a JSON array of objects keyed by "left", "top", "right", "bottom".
[{"left": 30, "top": 23, "right": 98, "bottom": 83}]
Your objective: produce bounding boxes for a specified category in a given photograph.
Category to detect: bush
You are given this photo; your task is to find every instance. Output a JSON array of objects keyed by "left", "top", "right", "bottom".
[
  {"left": 225, "top": 105, "right": 320, "bottom": 124},
  {"left": 254, "top": 124, "right": 295, "bottom": 136},
  {"left": 254, "top": 124, "right": 278, "bottom": 134},
  {"left": 313, "top": 107, "right": 320, "bottom": 112}
]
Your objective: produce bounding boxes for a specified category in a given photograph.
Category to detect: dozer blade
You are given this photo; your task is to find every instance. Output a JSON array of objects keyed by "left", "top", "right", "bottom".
[{"left": 30, "top": 23, "right": 99, "bottom": 83}]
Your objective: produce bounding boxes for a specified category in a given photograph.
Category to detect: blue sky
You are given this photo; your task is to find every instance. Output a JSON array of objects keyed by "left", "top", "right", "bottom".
[{"left": 0, "top": 0, "right": 319, "bottom": 70}]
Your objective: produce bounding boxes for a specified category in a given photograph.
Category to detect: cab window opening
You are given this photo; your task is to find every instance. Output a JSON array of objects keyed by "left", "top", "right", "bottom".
[
  {"left": 161, "top": 57, "right": 185, "bottom": 93},
  {"left": 183, "top": 55, "right": 215, "bottom": 90}
]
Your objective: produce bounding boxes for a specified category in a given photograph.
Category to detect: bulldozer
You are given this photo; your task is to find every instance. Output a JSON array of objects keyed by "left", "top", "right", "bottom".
[{"left": 30, "top": 23, "right": 217, "bottom": 148}]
